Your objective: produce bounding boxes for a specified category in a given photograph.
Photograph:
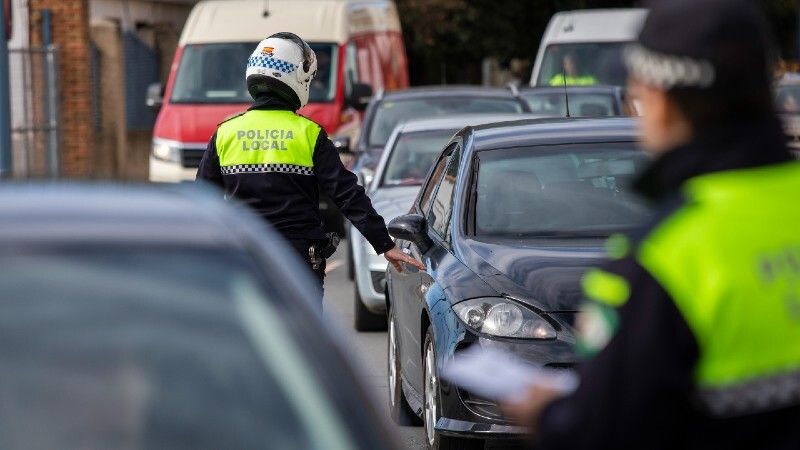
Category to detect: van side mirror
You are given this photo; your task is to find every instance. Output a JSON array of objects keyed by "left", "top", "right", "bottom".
[
  {"left": 146, "top": 82, "right": 164, "bottom": 110},
  {"left": 331, "top": 136, "right": 352, "bottom": 154},
  {"left": 388, "top": 214, "right": 432, "bottom": 253},
  {"left": 348, "top": 82, "right": 373, "bottom": 111}
]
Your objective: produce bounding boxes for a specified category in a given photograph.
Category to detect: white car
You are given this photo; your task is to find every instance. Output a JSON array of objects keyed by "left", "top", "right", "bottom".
[{"left": 351, "top": 114, "right": 542, "bottom": 331}]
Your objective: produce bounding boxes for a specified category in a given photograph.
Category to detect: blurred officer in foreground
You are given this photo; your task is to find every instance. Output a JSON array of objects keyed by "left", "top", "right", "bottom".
[
  {"left": 504, "top": 1, "right": 800, "bottom": 449},
  {"left": 197, "top": 33, "right": 423, "bottom": 299}
]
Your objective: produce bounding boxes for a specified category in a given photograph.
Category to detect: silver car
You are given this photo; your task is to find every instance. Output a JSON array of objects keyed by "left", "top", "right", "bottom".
[{"left": 351, "top": 114, "right": 541, "bottom": 331}]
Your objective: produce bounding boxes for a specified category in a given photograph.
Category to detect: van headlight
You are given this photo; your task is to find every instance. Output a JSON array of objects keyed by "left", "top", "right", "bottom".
[
  {"left": 152, "top": 140, "right": 181, "bottom": 163},
  {"left": 453, "top": 297, "right": 557, "bottom": 339}
]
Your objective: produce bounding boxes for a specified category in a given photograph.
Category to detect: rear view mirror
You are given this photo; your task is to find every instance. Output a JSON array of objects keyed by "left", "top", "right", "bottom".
[
  {"left": 388, "top": 214, "right": 432, "bottom": 252},
  {"left": 146, "top": 82, "right": 164, "bottom": 110},
  {"left": 348, "top": 82, "right": 373, "bottom": 111},
  {"left": 331, "top": 136, "right": 352, "bottom": 154}
]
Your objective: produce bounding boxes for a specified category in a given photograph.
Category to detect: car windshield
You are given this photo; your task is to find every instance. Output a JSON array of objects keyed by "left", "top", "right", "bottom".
[
  {"left": 522, "top": 91, "right": 619, "bottom": 117},
  {"left": 473, "top": 144, "right": 650, "bottom": 237},
  {"left": 776, "top": 84, "right": 800, "bottom": 114},
  {"left": 368, "top": 97, "right": 523, "bottom": 147},
  {"left": 0, "top": 247, "right": 354, "bottom": 449},
  {"left": 171, "top": 43, "right": 338, "bottom": 104},
  {"left": 382, "top": 129, "right": 456, "bottom": 187},
  {"left": 536, "top": 43, "right": 628, "bottom": 87}
]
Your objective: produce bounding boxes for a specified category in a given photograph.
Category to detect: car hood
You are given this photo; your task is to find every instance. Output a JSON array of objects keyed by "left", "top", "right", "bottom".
[
  {"left": 463, "top": 238, "right": 607, "bottom": 312},
  {"left": 369, "top": 186, "right": 419, "bottom": 220}
]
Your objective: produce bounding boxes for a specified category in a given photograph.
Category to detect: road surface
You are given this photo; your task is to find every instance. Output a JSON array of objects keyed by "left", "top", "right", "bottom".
[{"left": 323, "top": 243, "right": 427, "bottom": 450}]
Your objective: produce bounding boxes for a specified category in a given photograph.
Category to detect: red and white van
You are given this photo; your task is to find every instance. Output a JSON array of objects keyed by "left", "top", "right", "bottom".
[{"left": 149, "top": 0, "right": 408, "bottom": 182}]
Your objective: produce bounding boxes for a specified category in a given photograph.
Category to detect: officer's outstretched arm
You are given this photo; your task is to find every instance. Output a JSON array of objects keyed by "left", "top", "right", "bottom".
[
  {"left": 196, "top": 132, "right": 224, "bottom": 188},
  {"left": 313, "top": 130, "right": 395, "bottom": 254}
]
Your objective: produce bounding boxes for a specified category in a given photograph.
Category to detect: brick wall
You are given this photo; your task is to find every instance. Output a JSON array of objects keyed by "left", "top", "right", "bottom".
[{"left": 29, "top": 0, "right": 93, "bottom": 177}]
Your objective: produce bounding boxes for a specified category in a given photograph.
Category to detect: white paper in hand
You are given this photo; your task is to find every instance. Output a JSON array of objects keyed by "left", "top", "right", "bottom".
[{"left": 441, "top": 345, "right": 579, "bottom": 402}]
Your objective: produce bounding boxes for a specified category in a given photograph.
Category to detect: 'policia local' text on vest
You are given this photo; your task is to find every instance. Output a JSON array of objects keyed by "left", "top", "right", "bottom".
[
  {"left": 215, "top": 109, "right": 321, "bottom": 176},
  {"left": 587, "top": 161, "right": 800, "bottom": 417}
]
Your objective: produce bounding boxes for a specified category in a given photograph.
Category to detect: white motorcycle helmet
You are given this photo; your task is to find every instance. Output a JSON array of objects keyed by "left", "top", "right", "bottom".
[{"left": 246, "top": 32, "right": 318, "bottom": 109}]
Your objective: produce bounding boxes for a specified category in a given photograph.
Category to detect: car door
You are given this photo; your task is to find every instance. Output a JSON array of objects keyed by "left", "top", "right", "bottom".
[
  {"left": 406, "top": 143, "right": 462, "bottom": 393},
  {"left": 395, "top": 146, "right": 452, "bottom": 389}
]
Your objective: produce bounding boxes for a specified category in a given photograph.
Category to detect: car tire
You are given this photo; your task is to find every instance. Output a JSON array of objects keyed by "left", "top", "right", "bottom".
[
  {"left": 388, "top": 304, "right": 423, "bottom": 426},
  {"left": 423, "top": 329, "right": 485, "bottom": 450},
  {"left": 354, "top": 285, "right": 387, "bottom": 331}
]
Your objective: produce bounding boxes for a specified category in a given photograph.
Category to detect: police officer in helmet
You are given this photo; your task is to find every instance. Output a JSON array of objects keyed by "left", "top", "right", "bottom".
[
  {"left": 503, "top": 1, "right": 800, "bottom": 448},
  {"left": 197, "top": 32, "right": 423, "bottom": 299}
]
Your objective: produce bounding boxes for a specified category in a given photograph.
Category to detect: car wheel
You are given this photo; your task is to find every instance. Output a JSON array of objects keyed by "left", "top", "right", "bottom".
[
  {"left": 388, "top": 304, "right": 422, "bottom": 426},
  {"left": 423, "top": 329, "right": 484, "bottom": 450},
  {"left": 354, "top": 285, "right": 387, "bottom": 331}
]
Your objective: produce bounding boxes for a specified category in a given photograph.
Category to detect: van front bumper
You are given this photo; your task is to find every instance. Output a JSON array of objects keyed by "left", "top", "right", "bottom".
[{"left": 149, "top": 157, "right": 198, "bottom": 183}]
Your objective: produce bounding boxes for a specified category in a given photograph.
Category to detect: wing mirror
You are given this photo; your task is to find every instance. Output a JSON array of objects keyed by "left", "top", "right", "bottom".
[
  {"left": 331, "top": 136, "right": 352, "bottom": 154},
  {"left": 146, "top": 82, "right": 164, "bottom": 111},
  {"left": 347, "top": 82, "right": 373, "bottom": 111},
  {"left": 388, "top": 214, "right": 432, "bottom": 253}
]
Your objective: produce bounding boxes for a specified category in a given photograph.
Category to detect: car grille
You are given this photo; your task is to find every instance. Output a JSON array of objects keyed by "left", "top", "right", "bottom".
[
  {"left": 181, "top": 148, "right": 206, "bottom": 168},
  {"left": 370, "top": 270, "right": 386, "bottom": 294}
]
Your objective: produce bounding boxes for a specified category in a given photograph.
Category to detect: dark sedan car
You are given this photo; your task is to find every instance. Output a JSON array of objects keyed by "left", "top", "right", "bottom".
[
  {"left": 352, "top": 85, "right": 531, "bottom": 184},
  {"left": 384, "top": 118, "right": 650, "bottom": 449},
  {"left": 0, "top": 184, "right": 398, "bottom": 450}
]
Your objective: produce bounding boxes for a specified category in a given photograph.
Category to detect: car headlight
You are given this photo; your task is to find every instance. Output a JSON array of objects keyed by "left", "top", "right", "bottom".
[
  {"left": 453, "top": 297, "right": 557, "bottom": 339},
  {"left": 152, "top": 140, "right": 181, "bottom": 163}
]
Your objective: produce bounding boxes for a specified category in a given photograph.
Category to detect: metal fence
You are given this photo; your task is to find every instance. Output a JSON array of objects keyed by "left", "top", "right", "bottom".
[{"left": 9, "top": 45, "right": 59, "bottom": 178}]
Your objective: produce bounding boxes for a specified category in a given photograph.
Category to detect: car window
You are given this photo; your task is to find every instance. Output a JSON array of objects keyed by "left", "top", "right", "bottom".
[
  {"left": 368, "top": 97, "right": 523, "bottom": 147},
  {"left": 0, "top": 247, "right": 355, "bottom": 450},
  {"left": 536, "top": 43, "right": 628, "bottom": 87},
  {"left": 522, "top": 92, "right": 619, "bottom": 117},
  {"left": 171, "top": 43, "right": 338, "bottom": 104},
  {"left": 427, "top": 145, "right": 462, "bottom": 241},
  {"left": 418, "top": 148, "right": 452, "bottom": 213},
  {"left": 381, "top": 129, "right": 456, "bottom": 187},
  {"left": 776, "top": 84, "right": 800, "bottom": 114},
  {"left": 473, "top": 144, "right": 650, "bottom": 237}
]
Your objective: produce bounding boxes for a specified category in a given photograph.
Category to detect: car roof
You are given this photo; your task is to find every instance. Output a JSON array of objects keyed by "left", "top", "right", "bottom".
[
  {"left": 520, "top": 85, "right": 622, "bottom": 95},
  {"left": 469, "top": 117, "right": 639, "bottom": 150},
  {"left": 0, "top": 183, "right": 252, "bottom": 247},
  {"left": 394, "top": 114, "right": 548, "bottom": 134},
  {"left": 180, "top": 0, "right": 400, "bottom": 45},
  {"left": 379, "top": 85, "right": 519, "bottom": 100}
]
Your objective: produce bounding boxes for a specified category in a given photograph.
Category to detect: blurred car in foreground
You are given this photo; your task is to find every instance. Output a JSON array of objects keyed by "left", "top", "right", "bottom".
[
  {"left": 384, "top": 118, "right": 650, "bottom": 449},
  {"left": 350, "top": 114, "right": 540, "bottom": 331},
  {"left": 0, "top": 184, "right": 397, "bottom": 450},
  {"left": 352, "top": 86, "right": 531, "bottom": 185},
  {"left": 520, "top": 85, "right": 636, "bottom": 117}
]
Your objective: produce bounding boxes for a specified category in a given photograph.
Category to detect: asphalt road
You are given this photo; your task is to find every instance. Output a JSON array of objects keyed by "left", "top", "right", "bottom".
[{"left": 322, "top": 242, "right": 427, "bottom": 450}]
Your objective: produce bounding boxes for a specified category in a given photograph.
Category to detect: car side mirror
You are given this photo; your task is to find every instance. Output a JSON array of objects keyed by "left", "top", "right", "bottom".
[
  {"left": 146, "top": 82, "right": 164, "bottom": 111},
  {"left": 347, "top": 82, "right": 373, "bottom": 111},
  {"left": 331, "top": 136, "right": 352, "bottom": 154},
  {"left": 388, "top": 214, "right": 432, "bottom": 253}
]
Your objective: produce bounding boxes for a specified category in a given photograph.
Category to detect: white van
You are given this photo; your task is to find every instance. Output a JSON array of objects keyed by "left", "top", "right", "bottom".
[{"left": 530, "top": 8, "right": 647, "bottom": 87}]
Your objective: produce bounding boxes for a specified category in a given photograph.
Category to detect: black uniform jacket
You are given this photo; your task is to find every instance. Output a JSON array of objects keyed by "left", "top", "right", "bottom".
[
  {"left": 196, "top": 96, "right": 394, "bottom": 254},
  {"left": 535, "top": 117, "right": 800, "bottom": 450}
]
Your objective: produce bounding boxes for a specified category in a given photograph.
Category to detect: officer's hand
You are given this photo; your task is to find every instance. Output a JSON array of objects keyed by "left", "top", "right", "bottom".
[
  {"left": 384, "top": 246, "right": 426, "bottom": 273},
  {"left": 500, "top": 384, "right": 565, "bottom": 432}
]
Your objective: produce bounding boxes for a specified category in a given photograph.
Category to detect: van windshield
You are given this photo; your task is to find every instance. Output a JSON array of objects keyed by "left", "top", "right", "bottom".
[
  {"left": 536, "top": 43, "right": 628, "bottom": 87},
  {"left": 171, "top": 43, "right": 338, "bottom": 104}
]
